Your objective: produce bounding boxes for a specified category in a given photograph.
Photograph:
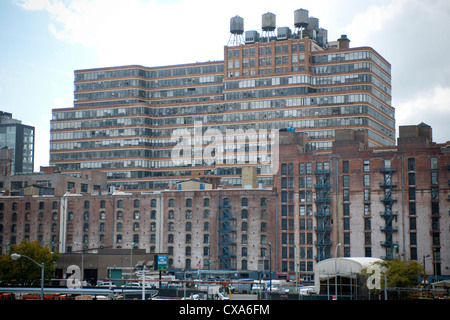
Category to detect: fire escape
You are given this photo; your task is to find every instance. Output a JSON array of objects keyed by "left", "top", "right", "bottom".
[
  {"left": 314, "top": 167, "right": 332, "bottom": 261},
  {"left": 379, "top": 165, "right": 398, "bottom": 260},
  {"left": 218, "top": 196, "right": 236, "bottom": 269}
]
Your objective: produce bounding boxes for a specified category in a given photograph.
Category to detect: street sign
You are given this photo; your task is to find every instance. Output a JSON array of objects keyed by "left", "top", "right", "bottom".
[{"left": 155, "top": 254, "right": 167, "bottom": 271}]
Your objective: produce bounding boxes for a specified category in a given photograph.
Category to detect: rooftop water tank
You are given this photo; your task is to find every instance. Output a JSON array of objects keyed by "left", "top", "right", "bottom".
[
  {"left": 262, "top": 12, "right": 276, "bottom": 31},
  {"left": 294, "top": 9, "right": 309, "bottom": 28},
  {"left": 230, "top": 16, "right": 244, "bottom": 34}
]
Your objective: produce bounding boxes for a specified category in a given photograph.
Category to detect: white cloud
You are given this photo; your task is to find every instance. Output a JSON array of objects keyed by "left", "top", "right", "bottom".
[{"left": 395, "top": 85, "right": 450, "bottom": 142}]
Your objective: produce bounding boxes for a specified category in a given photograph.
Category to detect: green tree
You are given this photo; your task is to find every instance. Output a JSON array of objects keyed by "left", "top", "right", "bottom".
[
  {"left": 377, "top": 259, "right": 424, "bottom": 288},
  {"left": 0, "top": 241, "right": 59, "bottom": 286},
  {"left": 363, "top": 259, "right": 425, "bottom": 299}
]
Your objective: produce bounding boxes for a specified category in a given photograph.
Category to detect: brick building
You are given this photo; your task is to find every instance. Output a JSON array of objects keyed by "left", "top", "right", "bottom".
[
  {"left": 274, "top": 123, "right": 449, "bottom": 281},
  {"left": 0, "top": 168, "right": 277, "bottom": 276},
  {"left": 0, "top": 124, "right": 448, "bottom": 282}
]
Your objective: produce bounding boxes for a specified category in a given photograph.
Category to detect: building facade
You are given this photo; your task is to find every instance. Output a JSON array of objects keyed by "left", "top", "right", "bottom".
[
  {"left": 0, "top": 111, "right": 34, "bottom": 174},
  {"left": 50, "top": 9, "right": 394, "bottom": 191},
  {"left": 274, "top": 123, "right": 449, "bottom": 280},
  {"left": 0, "top": 169, "right": 277, "bottom": 276},
  {"left": 1, "top": 123, "right": 449, "bottom": 282}
]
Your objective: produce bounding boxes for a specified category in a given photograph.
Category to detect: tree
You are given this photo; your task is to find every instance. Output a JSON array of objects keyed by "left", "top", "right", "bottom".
[
  {"left": 0, "top": 241, "right": 59, "bottom": 286},
  {"left": 362, "top": 259, "right": 425, "bottom": 299},
  {"left": 377, "top": 259, "right": 424, "bottom": 288}
]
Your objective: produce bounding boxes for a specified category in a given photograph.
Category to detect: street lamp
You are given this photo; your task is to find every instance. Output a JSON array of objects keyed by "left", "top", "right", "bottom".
[
  {"left": 11, "top": 253, "right": 45, "bottom": 300},
  {"left": 334, "top": 243, "right": 341, "bottom": 300},
  {"left": 268, "top": 242, "right": 272, "bottom": 292},
  {"left": 130, "top": 242, "right": 136, "bottom": 281}
]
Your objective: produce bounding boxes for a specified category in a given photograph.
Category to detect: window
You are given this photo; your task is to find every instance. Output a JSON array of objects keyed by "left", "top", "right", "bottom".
[
  {"left": 204, "top": 198, "right": 209, "bottom": 207},
  {"left": 342, "top": 161, "right": 349, "bottom": 173},
  {"left": 343, "top": 175, "right": 349, "bottom": 188},
  {"left": 409, "top": 203, "right": 416, "bottom": 215},
  {"left": 242, "top": 209, "right": 248, "bottom": 219},
  {"left": 134, "top": 211, "right": 140, "bottom": 220},
  {"left": 168, "top": 199, "right": 175, "bottom": 207},
  {"left": 186, "top": 210, "right": 192, "bottom": 219},
  {"left": 363, "top": 160, "right": 370, "bottom": 172},
  {"left": 408, "top": 173, "right": 415, "bottom": 185},
  {"left": 261, "top": 198, "right": 267, "bottom": 206},
  {"left": 363, "top": 175, "right": 370, "bottom": 187},
  {"left": 408, "top": 158, "right": 415, "bottom": 171},
  {"left": 364, "top": 204, "right": 371, "bottom": 216},
  {"left": 242, "top": 198, "right": 248, "bottom": 206},
  {"left": 151, "top": 199, "right": 157, "bottom": 207},
  {"left": 431, "top": 172, "right": 438, "bottom": 185},
  {"left": 364, "top": 189, "right": 370, "bottom": 201},
  {"left": 364, "top": 217, "right": 371, "bottom": 230},
  {"left": 409, "top": 188, "right": 416, "bottom": 201},
  {"left": 430, "top": 157, "right": 438, "bottom": 170},
  {"left": 134, "top": 200, "right": 140, "bottom": 208},
  {"left": 186, "top": 198, "right": 192, "bottom": 207}
]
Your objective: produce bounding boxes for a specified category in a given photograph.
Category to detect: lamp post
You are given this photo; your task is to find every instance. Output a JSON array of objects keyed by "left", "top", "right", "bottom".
[
  {"left": 268, "top": 242, "right": 272, "bottom": 292},
  {"left": 130, "top": 242, "right": 136, "bottom": 281},
  {"left": 334, "top": 243, "right": 341, "bottom": 300},
  {"left": 11, "top": 253, "right": 44, "bottom": 300}
]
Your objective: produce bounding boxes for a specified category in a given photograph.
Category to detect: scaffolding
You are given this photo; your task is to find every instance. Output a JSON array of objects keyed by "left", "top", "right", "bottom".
[
  {"left": 379, "top": 166, "right": 398, "bottom": 260},
  {"left": 314, "top": 168, "right": 332, "bottom": 261},
  {"left": 218, "top": 196, "right": 236, "bottom": 270}
]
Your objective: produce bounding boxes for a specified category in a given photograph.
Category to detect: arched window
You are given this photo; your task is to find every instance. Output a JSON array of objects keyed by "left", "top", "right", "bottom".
[
  {"left": 186, "top": 198, "right": 192, "bottom": 207},
  {"left": 134, "top": 199, "right": 140, "bottom": 208},
  {"left": 242, "top": 198, "right": 248, "bottom": 207},
  {"left": 168, "top": 199, "right": 175, "bottom": 207}
]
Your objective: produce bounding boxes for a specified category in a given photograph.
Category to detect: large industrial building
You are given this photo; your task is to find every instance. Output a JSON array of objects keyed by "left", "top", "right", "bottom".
[
  {"left": 50, "top": 9, "right": 394, "bottom": 191},
  {"left": 1, "top": 9, "right": 447, "bottom": 287},
  {"left": 0, "top": 124, "right": 448, "bottom": 282},
  {"left": 274, "top": 123, "right": 449, "bottom": 281}
]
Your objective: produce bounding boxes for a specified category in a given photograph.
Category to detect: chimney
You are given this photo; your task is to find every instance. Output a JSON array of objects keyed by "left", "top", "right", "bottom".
[{"left": 338, "top": 34, "right": 350, "bottom": 49}]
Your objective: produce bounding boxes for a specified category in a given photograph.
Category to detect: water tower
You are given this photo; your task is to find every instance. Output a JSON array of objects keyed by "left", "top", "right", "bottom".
[
  {"left": 261, "top": 12, "right": 276, "bottom": 41},
  {"left": 228, "top": 16, "right": 244, "bottom": 46},
  {"left": 294, "top": 8, "right": 309, "bottom": 38}
]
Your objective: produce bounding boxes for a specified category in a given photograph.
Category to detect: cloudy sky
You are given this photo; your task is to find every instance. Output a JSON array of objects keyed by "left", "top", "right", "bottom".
[{"left": 0, "top": 0, "right": 449, "bottom": 170}]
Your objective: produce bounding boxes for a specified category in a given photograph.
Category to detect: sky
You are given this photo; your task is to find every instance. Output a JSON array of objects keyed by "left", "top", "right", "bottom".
[{"left": 0, "top": 0, "right": 449, "bottom": 171}]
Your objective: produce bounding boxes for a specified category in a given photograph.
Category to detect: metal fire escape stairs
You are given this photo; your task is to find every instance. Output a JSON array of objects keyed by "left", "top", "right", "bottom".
[
  {"left": 218, "top": 196, "right": 236, "bottom": 270},
  {"left": 379, "top": 166, "right": 398, "bottom": 260},
  {"left": 314, "top": 168, "right": 332, "bottom": 261}
]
